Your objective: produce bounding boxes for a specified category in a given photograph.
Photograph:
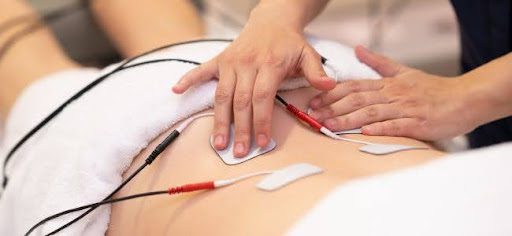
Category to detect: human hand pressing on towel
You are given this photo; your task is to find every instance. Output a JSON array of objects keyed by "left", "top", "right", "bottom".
[
  {"left": 308, "top": 46, "right": 512, "bottom": 141},
  {"left": 172, "top": 0, "right": 334, "bottom": 157}
]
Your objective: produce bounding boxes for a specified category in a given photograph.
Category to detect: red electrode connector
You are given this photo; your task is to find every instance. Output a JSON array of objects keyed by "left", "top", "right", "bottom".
[
  {"left": 168, "top": 181, "right": 215, "bottom": 194},
  {"left": 275, "top": 95, "right": 323, "bottom": 131},
  {"left": 285, "top": 104, "right": 323, "bottom": 131}
]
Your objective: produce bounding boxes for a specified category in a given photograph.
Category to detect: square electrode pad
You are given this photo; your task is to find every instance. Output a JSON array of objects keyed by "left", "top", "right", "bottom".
[{"left": 210, "top": 125, "right": 277, "bottom": 165}]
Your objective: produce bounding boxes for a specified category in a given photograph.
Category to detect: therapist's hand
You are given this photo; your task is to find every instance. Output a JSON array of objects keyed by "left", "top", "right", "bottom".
[
  {"left": 309, "top": 46, "right": 478, "bottom": 141},
  {"left": 172, "top": 5, "right": 335, "bottom": 157}
]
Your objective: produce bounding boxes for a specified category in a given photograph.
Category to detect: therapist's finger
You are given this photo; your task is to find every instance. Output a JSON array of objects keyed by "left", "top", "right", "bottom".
[
  {"left": 252, "top": 67, "right": 283, "bottom": 148},
  {"left": 355, "top": 45, "right": 403, "bottom": 77},
  {"left": 212, "top": 66, "right": 236, "bottom": 150},
  {"left": 309, "top": 91, "right": 389, "bottom": 121},
  {"left": 232, "top": 68, "right": 257, "bottom": 158},
  {"left": 362, "top": 118, "right": 420, "bottom": 138},
  {"left": 309, "top": 80, "right": 383, "bottom": 109},
  {"left": 300, "top": 46, "right": 336, "bottom": 91},
  {"left": 172, "top": 59, "right": 218, "bottom": 94},
  {"left": 323, "top": 104, "right": 403, "bottom": 131}
]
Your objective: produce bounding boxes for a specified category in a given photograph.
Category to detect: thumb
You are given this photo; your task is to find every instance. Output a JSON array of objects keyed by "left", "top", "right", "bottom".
[
  {"left": 300, "top": 46, "right": 336, "bottom": 91},
  {"left": 355, "top": 45, "right": 404, "bottom": 77}
]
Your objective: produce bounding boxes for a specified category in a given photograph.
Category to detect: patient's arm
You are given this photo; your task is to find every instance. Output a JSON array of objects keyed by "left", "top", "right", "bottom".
[
  {"left": 90, "top": 0, "right": 204, "bottom": 58},
  {"left": 0, "top": 1, "right": 78, "bottom": 118},
  {"left": 107, "top": 87, "right": 445, "bottom": 236}
]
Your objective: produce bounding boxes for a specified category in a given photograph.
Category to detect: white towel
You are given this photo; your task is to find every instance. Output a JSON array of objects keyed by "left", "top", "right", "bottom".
[
  {"left": 0, "top": 39, "right": 379, "bottom": 235},
  {"left": 287, "top": 142, "right": 512, "bottom": 236}
]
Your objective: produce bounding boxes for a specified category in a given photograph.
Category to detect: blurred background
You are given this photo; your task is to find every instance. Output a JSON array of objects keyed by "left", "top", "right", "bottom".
[{"left": 28, "top": 0, "right": 460, "bottom": 75}]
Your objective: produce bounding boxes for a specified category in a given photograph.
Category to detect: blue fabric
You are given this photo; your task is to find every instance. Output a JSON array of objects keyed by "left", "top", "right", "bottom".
[{"left": 450, "top": 0, "right": 512, "bottom": 148}]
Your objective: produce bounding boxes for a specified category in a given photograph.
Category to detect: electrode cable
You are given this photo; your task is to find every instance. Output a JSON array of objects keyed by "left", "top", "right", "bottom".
[{"left": 2, "top": 38, "right": 233, "bottom": 189}]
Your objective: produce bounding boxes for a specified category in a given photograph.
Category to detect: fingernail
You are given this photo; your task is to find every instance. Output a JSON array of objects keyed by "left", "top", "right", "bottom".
[
  {"left": 325, "top": 119, "right": 337, "bottom": 129},
  {"left": 234, "top": 142, "right": 245, "bottom": 157},
  {"left": 257, "top": 134, "right": 268, "bottom": 147},
  {"left": 172, "top": 85, "right": 182, "bottom": 93},
  {"left": 214, "top": 135, "right": 224, "bottom": 149},
  {"left": 310, "top": 98, "right": 321, "bottom": 108}
]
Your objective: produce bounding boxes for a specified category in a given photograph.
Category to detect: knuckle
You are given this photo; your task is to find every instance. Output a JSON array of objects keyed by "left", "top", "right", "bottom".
[
  {"left": 233, "top": 91, "right": 252, "bottom": 110},
  {"left": 371, "top": 80, "right": 384, "bottom": 89},
  {"left": 365, "top": 107, "right": 379, "bottom": 119},
  {"left": 386, "top": 120, "right": 401, "bottom": 134},
  {"left": 416, "top": 119, "right": 429, "bottom": 131},
  {"left": 215, "top": 88, "right": 232, "bottom": 104},
  {"left": 253, "top": 117, "right": 271, "bottom": 130},
  {"left": 214, "top": 119, "right": 229, "bottom": 131},
  {"left": 348, "top": 93, "right": 366, "bottom": 107},
  {"left": 235, "top": 126, "right": 251, "bottom": 140},
  {"left": 238, "top": 52, "right": 257, "bottom": 65},
  {"left": 262, "top": 53, "right": 285, "bottom": 67},
  {"left": 346, "top": 81, "right": 362, "bottom": 92},
  {"left": 340, "top": 116, "right": 351, "bottom": 127},
  {"left": 253, "top": 88, "right": 272, "bottom": 103},
  {"left": 322, "top": 107, "right": 335, "bottom": 117},
  {"left": 381, "top": 77, "right": 391, "bottom": 83}
]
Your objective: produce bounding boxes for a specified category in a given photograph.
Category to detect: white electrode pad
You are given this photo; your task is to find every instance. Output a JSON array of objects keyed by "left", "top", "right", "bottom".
[
  {"left": 210, "top": 125, "right": 277, "bottom": 165},
  {"left": 257, "top": 163, "right": 323, "bottom": 191},
  {"left": 359, "top": 144, "right": 427, "bottom": 155}
]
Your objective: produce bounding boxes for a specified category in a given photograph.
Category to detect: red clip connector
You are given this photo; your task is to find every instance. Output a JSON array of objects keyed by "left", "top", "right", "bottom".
[
  {"left": 286, "top": 104, "right": 323, "bottom": 131},
  {"left": 168, "top": 181, "right": 215, "bottom": 195}
]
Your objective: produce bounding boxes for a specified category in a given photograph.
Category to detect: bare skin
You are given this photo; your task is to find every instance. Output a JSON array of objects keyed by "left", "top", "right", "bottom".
[
  {"left": 108, "top": 86, "right": 444, "bottom": 236},
  {"left": 0, "top": 0, "right": 204, "bottom": 118},
  {"left": 90, "top": 0, "right": 204, "bottom": 58},
  {"left": 0, "top": 1, "right": 78, "bottom": 117}
]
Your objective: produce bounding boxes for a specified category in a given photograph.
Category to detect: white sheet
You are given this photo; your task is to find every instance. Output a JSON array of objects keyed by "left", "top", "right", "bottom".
[
  {"left": 0, "top": 39, "right": 379, "bottom": 235},
  {"left": 288, "top": 142, "right": 512, "bottom": 236}
]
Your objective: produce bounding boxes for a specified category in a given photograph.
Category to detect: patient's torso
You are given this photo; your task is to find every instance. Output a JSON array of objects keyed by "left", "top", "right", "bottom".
[{"left": 107, "top": 87, "right": 444, "bottom": 236}]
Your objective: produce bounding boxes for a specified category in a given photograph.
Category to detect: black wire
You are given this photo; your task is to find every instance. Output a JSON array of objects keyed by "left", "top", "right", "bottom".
[
  {"left": 41, "top": 128, "right": 181, "bottom": 236},
  {"left": 24, "top": 190, "right": 168, "bottom": 236},
  {"left": 20, "top": 57, "right": 206, "bottom": 235},
  {"left": 2, "top": 38, "right": 232, "bottom": 189},
  {"left": 122, "top": 58, "right": 200, "bottom": 70},
  {"left": 275, "top": 95, "right": 288, "bottom": 107},
  {"left": 25, "top": 163, "right": 148, "bottom": 236},
  {"left": 0, "top": 2, "right": 329, "bottom": 234},
  {"left": 20, "top": 59, "right": 199, "bottom": 235},
  {"left": 20, "top": 39, "right": 318, "bottom": 235}
]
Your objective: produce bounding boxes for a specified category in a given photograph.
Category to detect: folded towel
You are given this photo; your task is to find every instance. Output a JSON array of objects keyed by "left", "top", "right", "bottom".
[{"left": 0, "top": 39, "right": 379, "bottom": 235}]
